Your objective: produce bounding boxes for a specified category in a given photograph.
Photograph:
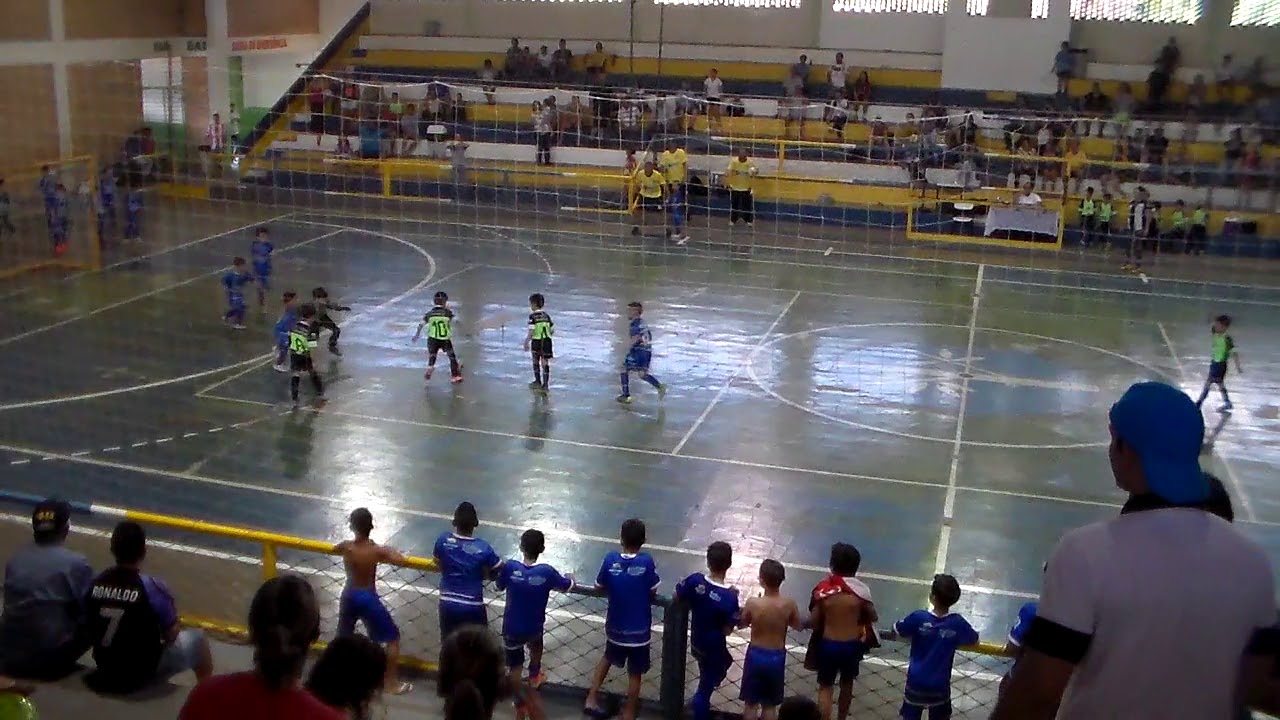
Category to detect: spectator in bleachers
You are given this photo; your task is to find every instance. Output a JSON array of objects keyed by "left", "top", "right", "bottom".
[
  {"left": 1144, "top": 125, "right": 1169, "bottom": 165},
  {"left": 305, "top": 636, "right": 387, "bottom": 720},
  {"left": 676, "top": 542, "right": 740, "bottom": 720},
  {"left": 447, "top": 92, "right": 469, "bottom": 126},
  {"left": 504, "top": 38, "right": 522, "bottom": 78},
  {"left": 870, "top": 116, "right": 891, "bottom": 153},
  {"left": 991, "top": 381, "right": 1277, "bottom": 720},
  {"left": 1052, "top": 42, "right": 1074, "bottom": 96},
  {"left": 1186, "top": 74, "right": 1208, "bottom": 114},
  {"left": 618, "top": 98, "right": 643, "bottom": 148},
  {"left": 779, "top": 697, "right": 821, "bottom": 720},
  {"left": 532, "top": 101, "right": 554, "bottom": 166},
  {"left": 0, "top": 499, "right": 92, "bottom": 680},
  {"left": 652, "top": 97, "right": 678, "bottom": 136},
  {"left": 585, "top": 42, "right": 613, "bottom": 81},
  {"left": 1224, "top": 127, "right": 1245, "bottom": 170},
  {"left": 1063, "top": 138, "right": 1088, "bottom": 193},
  {"left": 1216, "top": 54, "right": 1240, "bottom": 106},
  {"left": 448, "top": 134, "right": 469, "bottom": 188},
  {"left": 1110, "top": 83, "right": 1135, "bottom": 138},
  {"left": 387, "top": 92, "right": 403, "bottom": 120},
  {"left": 1155, "top": 36, "right": 1180, "bottom": 77},
  {"left": 790, "top": 54, "right": 812, "bottom": 94},
  {"left": 808, "top": 543, "right": 876, "bottom": 720},
  {"left": 1078, "top": 82, "right": 1110, "bottom": 137},
  {"left": 552, "top": 39, "right": 573, "bottom": 82},
  {"left": 851, "top": 71, "right": 871, "bottom": 122},
  {"left": 704, "top": 69, "right": 724, "bottom": 131},
  {"left": 479, "top": 60, "right": 498, "bottom": 105},
  {"left": 308, "top": 79, "right": 327, "bottom": 141},
  {"left": 434, "top": 502, "right": 502, "bottom": 643},
  {"left": 894, "top": 574, "right": 978, "bottom": 720},
  {"left": 827, "top": 91, "right": 851, "bottom": 140},
  {"left": 740, "top": 559, "right": 803, "bottom": 720},
  {"left": 828, "top": 53, "right": 848, "bottom": 98},
  {"left": 399, "top": 104, "right": 420, "bottom": 157},
  {"left": 180, "top": 575, "right": 338, "bottom": 720},
  {"left": 536, "top": 45, "right": 553, "bottom": 79},
  {"left": 84, "top": 521, "right": 213, "bottom": 694},
  {"left": 583, "top": 519, "right": 659, "bottom": 720},
  {"left": 562, "top": 95, "right": 588, "bottom": 138},
  {"left": 1015, "top": 181, "right": 1043, "bottom": 207},
  {"left": 725, "top": 95, "right": 747, "bottom": 118},
  {"left": 1038, "top": 136, "right": 1062, "bottom": 190},
  {"left": 437, "top": 625, "right": 509, "bottom": 720}
]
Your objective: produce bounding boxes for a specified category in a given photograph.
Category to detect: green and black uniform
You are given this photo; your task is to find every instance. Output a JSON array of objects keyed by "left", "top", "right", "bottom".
[
  {"left": 1096, "top": 201, "right": 1114, "bottom": 241},
  {"left": 1196, "top": 331, "right": 1236, "bottom": 409},
  {"left": 422, "top": 305, "right": 462, "bottom": 377},
  {"left": 1168, "top": 208, "right": 1188, "bottom": 241},
  {"left": 0, "top": 190, "right": 13, "bottom": 237},
  {"left": 1188, "top": 208, "right": 1208, "bottom": 255},
  {"left": 1079, "top": 196, "right": 1097, "bottom": 246},
  {"left": 528, "top": 310, "right": 554, "bottom": 359},
  {"left": 287, "top": 318, "right": 324, "bottom": 401},
  {"left": 312, "top": 291, "right": 350, "bottom": 351}
]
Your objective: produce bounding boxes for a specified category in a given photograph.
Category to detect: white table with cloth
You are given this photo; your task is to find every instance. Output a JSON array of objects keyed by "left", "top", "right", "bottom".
[{"left": 985, "top": 205, "right": 1061, "bottom": 238}]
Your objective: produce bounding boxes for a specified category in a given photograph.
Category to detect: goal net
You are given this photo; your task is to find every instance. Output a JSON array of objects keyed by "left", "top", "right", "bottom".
[{"left": 0, "top": 155, "right": 100, "bottom": 280}]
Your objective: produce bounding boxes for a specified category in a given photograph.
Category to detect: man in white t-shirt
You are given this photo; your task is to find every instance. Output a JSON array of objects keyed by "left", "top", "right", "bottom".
[
  {"left": 1014, "top": 182, "right": 1042, "bottom": 206},
  {"left": 992, "top": 381, "right": 1277, "bottom": 720},
  {"left": 704, "top": 68, "right": 724, "bottom": 128},
  {"left": 828, "top": 52, "right": 847, "bottom": 98}
]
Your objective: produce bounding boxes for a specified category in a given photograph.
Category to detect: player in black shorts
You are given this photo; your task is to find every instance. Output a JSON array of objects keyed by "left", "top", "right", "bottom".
[
  {"left": 287, "top": 304, "right": 325, "bottom": 405},
  {"left": 523, "top": 293, "right": 554, "bottom": 393},
  {"left": 413, "top": 291, "right": 463, "bottom": 384},
  {"left": 312, "top": 287, "right": 351, "bottom": 356}
]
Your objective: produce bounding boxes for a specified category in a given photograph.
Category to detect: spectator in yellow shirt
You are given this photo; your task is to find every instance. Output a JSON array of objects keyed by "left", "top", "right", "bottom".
[
  {"left": 726, "top": 152, "right": 757, "bottom": 227},
  {"left": 631, "top": 159, "right": 667, "bottom": 237},
  {"left": 585, "top": 42, "right": 613, "bottom": 82}
]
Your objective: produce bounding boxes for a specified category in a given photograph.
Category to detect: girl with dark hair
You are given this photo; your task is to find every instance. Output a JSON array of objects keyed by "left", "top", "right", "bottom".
[
  {"left": 306, "top": 636, "right": 388, "bottom": 720},
  {"left": 437, "top": 625, "right": 509, "bottom": 720},
  {"left": 179, "top": 575, "right": 341, "bottom": 720}
]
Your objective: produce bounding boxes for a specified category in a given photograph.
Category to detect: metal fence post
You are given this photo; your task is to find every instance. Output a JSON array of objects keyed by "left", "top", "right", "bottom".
[
  {"left": 658, "top": 596, "right": 689, "bottom": 718},
  {"left": 261, "top": 542, "right": 278, "bottom": 581}
]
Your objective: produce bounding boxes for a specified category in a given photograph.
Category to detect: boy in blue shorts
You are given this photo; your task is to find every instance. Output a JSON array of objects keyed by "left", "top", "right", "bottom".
[
  {"left": 618, "top": 301, "right": 666, "bottom": 404},
  {"left": 221, "top": 257, "right": 253, "bottom": 329},
  {"left": 335, "top": 507, "right": 412, "bottom": 695},
  {"left": 676, "top": 541, "right": 740, "bottom": 720},
  {"left": 1195, "top": 314, "right": 1242, "bottom": 412},
  {"left": 584, "top": 519, "right": 660, "bottom": 720},
  {"left": 740, "top": 559, "right": 803, "bottom": 720},
  {"left": 433, "top": 502, "right": 502, "bottom": 640},
  {"left": 496, "top": 529, "right": 574, "bottom": 720},
  {"left": 250, "top": 226, "right": 274, "bottom": 307},
  {"left": 893, "top": 574, "right": 978, "bottom": 720},
  {"left": 272, "top": 291, "right": 299, "bottom": 372}
]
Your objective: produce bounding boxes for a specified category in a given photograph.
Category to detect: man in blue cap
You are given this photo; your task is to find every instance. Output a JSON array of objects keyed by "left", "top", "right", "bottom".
[{"left": 992, "top": 381, "right": 1277, "bottom": 720}]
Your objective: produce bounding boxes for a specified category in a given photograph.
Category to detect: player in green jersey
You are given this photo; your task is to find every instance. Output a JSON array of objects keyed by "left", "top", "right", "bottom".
[
  {"left": 1195, "top": 314, "right": 1242, "bottom": 412},
  {"left": 524, "top": 293, "right": 554, "bottom": 393},
  {"left": 287, "top": 304, "right": 325, "bottom": 405},
  {"left": 413, "top": 291, "right": 463, "bottom": 384}
]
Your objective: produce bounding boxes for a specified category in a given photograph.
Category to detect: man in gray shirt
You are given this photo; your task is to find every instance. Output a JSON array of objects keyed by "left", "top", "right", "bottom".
[{"left": 0, "top": 499, "right": 93, "bottom": 679}]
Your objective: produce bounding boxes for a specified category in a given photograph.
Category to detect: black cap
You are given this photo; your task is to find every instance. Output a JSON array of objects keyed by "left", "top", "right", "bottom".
[{"left": 32, "top": 499, "right": 70, "bottom": 535}]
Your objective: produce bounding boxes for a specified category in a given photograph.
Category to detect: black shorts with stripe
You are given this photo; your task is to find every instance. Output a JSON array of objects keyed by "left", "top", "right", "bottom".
[
  {"left": 427, "top": 337, "right": 455, "bottom": 355},
  {"left": 530, "top": 338, "right": 554, "bottom": 359},
  {"left": 290, "top": 353, "right": 314, "bottom": 373}
]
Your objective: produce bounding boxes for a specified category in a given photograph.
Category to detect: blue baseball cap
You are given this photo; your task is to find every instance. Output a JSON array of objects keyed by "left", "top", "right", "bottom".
[{"left": 1109, "top": 381, "right": 1207, "bottom": 504}]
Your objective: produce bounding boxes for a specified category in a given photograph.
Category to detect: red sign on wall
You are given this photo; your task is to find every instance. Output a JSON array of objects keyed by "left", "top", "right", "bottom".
[{"left": 231, "top": 37, "right": 289, "bottom": 53}]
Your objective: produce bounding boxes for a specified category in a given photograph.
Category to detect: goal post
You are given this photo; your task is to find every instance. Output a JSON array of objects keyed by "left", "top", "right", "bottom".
[{"left": 0, "top": 154, "right": 101, "bottom": 281}]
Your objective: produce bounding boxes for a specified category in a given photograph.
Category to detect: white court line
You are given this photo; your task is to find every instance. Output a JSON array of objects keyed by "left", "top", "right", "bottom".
[
  {"left": 0, "top": 510, "right": 1005, "bottom": 682},
  {"left": 0, "top": 212, "right": 296, "bottom": 303},
  {"left": 1157, "top": 321, "right": 1257, "bottom": 523},
  {"left": 672, "top": 290, "right": 801, "bottom": 456},
  {"left": 936, "top": 265, "right": 984, "bottom": 575},
  {"left": 0, "top": 229, "right": 344, "bottom": 348},
  {"left": 0, "top": 439, "right": 1036, "bottom": 598}
]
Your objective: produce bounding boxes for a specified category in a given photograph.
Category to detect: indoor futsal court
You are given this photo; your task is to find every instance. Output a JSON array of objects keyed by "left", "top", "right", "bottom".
[{"left": 1, "top": 196, "right": 1279, "bottom": 646}]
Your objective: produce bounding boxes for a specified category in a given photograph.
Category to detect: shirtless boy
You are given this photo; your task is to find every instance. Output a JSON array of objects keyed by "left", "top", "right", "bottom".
[
  {"left": 335, "top": 507, "right": 412, "bottom": 694},
  {"left": 739, "top": 559, "right": 804, "bottom": 720}
]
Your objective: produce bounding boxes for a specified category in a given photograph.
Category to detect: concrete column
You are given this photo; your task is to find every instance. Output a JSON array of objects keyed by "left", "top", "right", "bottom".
[
  {"left": 49, "top": 0, "right": 72, "bottom": 157},
  {"left": 205, "top": 0, "right": 232, "bottom": 122}
]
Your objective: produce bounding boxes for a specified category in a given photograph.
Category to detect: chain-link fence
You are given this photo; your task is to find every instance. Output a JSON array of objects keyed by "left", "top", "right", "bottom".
[{"left": 0, "top": 501, "right": 1011, "bottom": 718}]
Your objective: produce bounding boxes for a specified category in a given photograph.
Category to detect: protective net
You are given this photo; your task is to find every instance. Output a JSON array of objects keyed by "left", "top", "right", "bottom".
[{"left": 0, "top": 156, "right": 99, "bottom": 280}]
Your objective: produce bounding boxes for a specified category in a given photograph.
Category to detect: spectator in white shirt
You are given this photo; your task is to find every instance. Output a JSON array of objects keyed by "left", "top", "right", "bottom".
[
  {"left": 992, "top": 381, "right": 1277, "bottom": 720},
  {"left": 537, "top": 45, "right": 553, "bottom": 79},
  {"left": 704, "top": 68, "right": 724, "bottom": 130},
  {"left": 201, "top": 113, "right": 228, "bottom": 177},
  {"left": 1216, "top": 54, "right": 1239, "bottom": 104},
  {"left": 828, "top": 52, "right": 848, "bottom": 98},
  {"left": 617, "top": 99, "right": 642, "bottom": 146},
  {"left": 1015, "top": 182, "right": 1042, "bottom": 206},
  {"left": 532, "top": 101, "right": 553, "bottom": 166}
]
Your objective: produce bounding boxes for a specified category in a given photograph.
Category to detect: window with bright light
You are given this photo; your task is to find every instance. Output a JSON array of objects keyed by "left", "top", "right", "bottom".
[
  {"left": 1230, "top": 0, "right": 1280, "bottom": 25},
  {"left": 833, "top": 0, "right": 946, "bottom": 13},
  {"left": 140, "top": 57, "right": 184, "bottom": 125},
  {"left": 1070, "top": 0, "right": 1202, "bottom": 22},
  {"left": 657, "top": 0, "right": 799, "bottom": 6}
]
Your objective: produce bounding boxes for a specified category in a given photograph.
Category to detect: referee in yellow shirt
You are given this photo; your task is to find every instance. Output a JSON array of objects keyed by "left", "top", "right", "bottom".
[
  {"left": 726, "top": 151, "right": 757, "bottom": 227},
  {"left": 659, "top": 140, "right": 689, "bottom": 243},
  {"left": 631, "top": 158, "right": 667, "bottom": 237}
]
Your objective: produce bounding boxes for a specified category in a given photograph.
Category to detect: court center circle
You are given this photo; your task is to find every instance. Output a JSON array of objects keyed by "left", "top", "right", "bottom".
[{"left": 745, "top": 322, "right": 1173, "bottom": 449}]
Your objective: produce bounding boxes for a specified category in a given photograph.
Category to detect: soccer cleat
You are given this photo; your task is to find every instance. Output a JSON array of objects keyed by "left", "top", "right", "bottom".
[
  {"left": 232, "top": 323, "right": 246, "bottom": 330},
  {"left": 529, "top": 380, "right": 543, "bottom": 389},
  {"left": 424, "top": 367, "right": 434, "bottom": 381},
  {"left": 273, "top": 363, "right": 289, "bottom": 373},
  {"left": 451, "top": 374, "right": 464, "bottom": 384},
  {"left": 527, "top": 671, "right": 547, "bottom": 689},
  {"left": 657, "top": 384, "right": 667, "bottom": 400},
  {"left": 328, "top": 345, "right": 342, "bottom": 357},
  {"left": 616, "top": 394, "right": 632, "bottom": 404},
  {"left": 1220, "top": 402, "right": 1234, "bottom": 413},
  {"left": 540, "top": 383, "right": 550, "bottom": 394},
  {"left": 53, "top": 243, "right": 67, "bottom": 257},
  {"left": 745, "top": 221, "right": 753, "bottom": 228}
]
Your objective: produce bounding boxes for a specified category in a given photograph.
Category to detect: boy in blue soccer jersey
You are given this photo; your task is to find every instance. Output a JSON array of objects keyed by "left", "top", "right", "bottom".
[
  {"left": 618, "top": 302, "right": 666, "bottom": 404},
  {"left": 740, "top": 559, "right": 804, "bottom": 720},
  {"left": 676, "top": 541, "right": 740, "bottom": 720},
  {"left": 893, "top": 574, "right": 979, "bottom": 720},
  {"left": 250, "top": 227, "right": 274, "bottom": 307},
  {"left": 334, "top": 508, "right": 413, "bottom": 695},
  {"left": 584, "top": 518, "right": 660, "bottom": 720},
  {"left": 432, "top": 501, "right": 503, "bottom": 644},
  {"left": 38, "top": 166, "right": 56, "bottom": 221},
  {"left": 48, "top": 183, "right": 69, "bottom": 256},
  {"left": 496, "top": 529, "right": 575, "bottom": 720},
  {"left": 96, "top": 166, "right": 117, "bottom": 245},
  {"left": 124, "top": 185, "right": 144, "bottom": 242},
  {"left": 221, "top": 257, "right": 253, "bottom": 329},
  {"left": 272, "top": 291, "right": 299, "bottom": 372}
]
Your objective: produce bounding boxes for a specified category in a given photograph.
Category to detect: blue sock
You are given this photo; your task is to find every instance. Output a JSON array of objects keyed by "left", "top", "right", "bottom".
[
  {"left": 642, "top": 373, "right": 661, "bottom": 388},
  {"left": 620, "top": 372, "right": 630, "bottom": 395},
  {"left": 690, "top": 680, "right": 714, "bottom": 720}
]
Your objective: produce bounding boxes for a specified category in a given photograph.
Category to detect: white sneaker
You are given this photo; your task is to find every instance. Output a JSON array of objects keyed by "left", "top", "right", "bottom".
[
  {"left": 273, "top": 363, "right": 289, "bottom": 373},
  {"left": 745, "top": 222, "right": 753, "bottom": 228},
  {"left": 232, "top": 324, "right": 247, "bottom": 330}
]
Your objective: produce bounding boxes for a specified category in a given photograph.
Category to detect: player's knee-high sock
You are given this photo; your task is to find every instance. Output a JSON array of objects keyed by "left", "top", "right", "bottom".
[
  {"left": 290, "top": 376, "right": 301, "bottom": 401},
  {"left": 641, "top": 373, "right": 661, "bottom": 389},
  {"left": 690, "top": 672, "right": 716, "bottom": 720},
  {"left": 1195, "top": 381, "right": 1212, "bottom": 407},
  {"left": 310, "top": 371, "right": 324, "bottom": 396},
  {"left": 448, "top": 353, "right": 461, "bottom": 377},
  {"left": 1220, "top": 384, "right": 1231, "bottom": 404},
  {"left": 620, "top": 372, "right": 631, "bottom": 396},
  {"left": 541, "top": 362, "right": 550, "bottom": 388},
  {"left": 532, "top": 357, "right": 542, "bottom": 384},
  {"left": 328, "top": 324, "right": 341, "bottom": 349}
]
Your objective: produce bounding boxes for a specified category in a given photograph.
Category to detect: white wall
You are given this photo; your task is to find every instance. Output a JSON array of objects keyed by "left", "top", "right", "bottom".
[
  {"left": 320, "top": 0, "right": 366, "bottom": 41},
  {"left": 242, "top": 50, "right": 320, "bottom": 106},
  {"left": 368, "top": 0, "right": 1265, "bottom": 74}
]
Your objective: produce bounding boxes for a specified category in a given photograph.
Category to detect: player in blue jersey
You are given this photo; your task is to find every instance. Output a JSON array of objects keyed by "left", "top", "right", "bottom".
[
  {"left": 124, "top": 185, "right": 143, "bottom": 242},
  {"left": 48, "top": 183, "right": 70, "bottom": 256},
  {"left": 618, "top": 301, "right": 666, "bottom": 404},
  {"left": 38, "top": 166, "right": 57, "bottom": 220},
  {"left": 496, "top": 529, "right": 574, "bottom": 720},
  {"left": 221, "top": 257, "right": 253, "bottom": 329},
  {"left": 97, "top": 165, "right": 117, "bottom": 245},
  {"left": 999, "top": 599, "right": 1038, "bottom": 694},
  {"left": 250, "top": 227, "right": 274, "bottom": 307},
  {"left": 432, "top": 501, "right": 502, "bottom": 644},
  {"left": 272, "top": 291, "right": 299, "bottom": 372},
  {"left": 893, "top": 574, "right": 979, "bottom": 720},
  {"left": 584, "top": 519, "right": 660, "bottom": 720},
  {"left": 335, "top": 508, "right": 412, "bottom": 695},
  {"left": 676, "top": 541, "right": 740, "bottom": 720}
]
